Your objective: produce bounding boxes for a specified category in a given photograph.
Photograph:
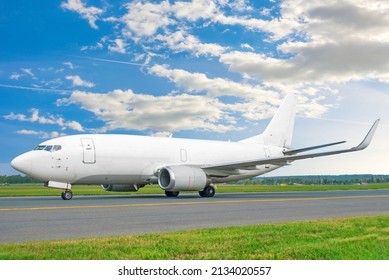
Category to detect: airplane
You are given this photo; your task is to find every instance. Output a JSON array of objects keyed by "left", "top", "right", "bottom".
[{"left": 11, "top": 94, "right": 380, "bottom": 200}]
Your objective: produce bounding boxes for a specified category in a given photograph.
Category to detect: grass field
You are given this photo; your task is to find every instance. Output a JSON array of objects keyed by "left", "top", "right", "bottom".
[
  {"left": 1, "top": 183, "right": 389, "bottom": 197},
  {"left": 0, "top": 215, "right": 388, "bottom": 260}
]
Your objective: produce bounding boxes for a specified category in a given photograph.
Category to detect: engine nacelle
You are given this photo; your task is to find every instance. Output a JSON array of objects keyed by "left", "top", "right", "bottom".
[
  {"left": 101, "top": 184, "right": 142, "bottom": 192},
  {"left": 158, "top": 165, "right": 208, "bottom": 191}
]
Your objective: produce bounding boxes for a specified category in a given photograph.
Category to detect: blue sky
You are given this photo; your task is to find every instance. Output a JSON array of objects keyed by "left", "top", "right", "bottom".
[{"left": 1, "top": 0, "right": 388, "bottom": 175}]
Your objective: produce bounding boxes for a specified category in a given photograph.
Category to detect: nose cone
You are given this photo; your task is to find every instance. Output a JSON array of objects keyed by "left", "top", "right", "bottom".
[{"left": 11, "top": 154, "right": 32, "bottom": 175}]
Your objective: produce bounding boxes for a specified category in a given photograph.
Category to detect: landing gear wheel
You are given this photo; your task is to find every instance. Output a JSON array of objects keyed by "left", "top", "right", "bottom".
[
  {"left": 199, "top": 185, "right": 215, "bottom": 197},
  {"left": 165, "top": 191, "right": 180, "bottom": 197},
  {"left": 61, "top": 191, "right": 73, "bottom": 200}
]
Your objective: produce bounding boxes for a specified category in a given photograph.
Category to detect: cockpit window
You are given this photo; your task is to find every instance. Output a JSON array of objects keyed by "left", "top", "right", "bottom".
[
  {"left": 44, "top": 145, "right": 53, "bottom": 152},
  {"left": 34, "top": 145, "right": 62, "bottom": 152},
  {"left": 34, "top": 145, "right": 46, "bottom": 150},
  {"left": 53, "top": 145, "right": 62, "bottom": 151}
]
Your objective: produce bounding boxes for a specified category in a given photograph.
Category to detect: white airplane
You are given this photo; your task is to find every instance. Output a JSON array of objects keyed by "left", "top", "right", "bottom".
[{"left": 11, "top": 94, "right": 379, "bottom": 200}]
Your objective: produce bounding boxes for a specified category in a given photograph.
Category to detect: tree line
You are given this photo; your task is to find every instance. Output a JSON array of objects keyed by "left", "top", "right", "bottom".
[
  {"left": 0, "top": 175, "right": 42, "bottom": 185},
  {"left": 231, "top": 174, "right": 389, "bottom": 185},
  {"left": 2, "top": 174, "right": 389, "bottom": 185}
]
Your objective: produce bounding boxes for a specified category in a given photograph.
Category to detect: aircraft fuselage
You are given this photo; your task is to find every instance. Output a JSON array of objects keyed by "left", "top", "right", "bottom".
[{"left": 12, "top": 134, "right": 282, "bottom": 186}]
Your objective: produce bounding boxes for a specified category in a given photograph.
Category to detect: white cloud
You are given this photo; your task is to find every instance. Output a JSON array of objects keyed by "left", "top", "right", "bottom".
[
  {"left": 16, "top": 130, "right": 66, "bottom": 139},
  {"left": 63, "top": 61, "right": 76, "bottom": 69},
  {"left": 21, "top": 68, "right": 37, "bottom": 79},
  {"left": 155, "top": 30, "right": 226, "bottom": 57},
  {"left": 150, "top": 131, "right": 173, "bottom": 138},
  {"left": 80, "top": 42, "right": 103, "bottom": 51},
  {"left": 108, "top": 39, "right": 126, "bottom": 54},
  {"left": 80, "top": 36, "right": 107, "bottom": 51},
  {"left": 56, "top": 61, "right": 331, "bottom": 134},
  {"left": 66, "top": 75, "right": 95, "bottom": 88},
  {"left": 218, "top": 0, "right": 253, "bottom": 12},
  {"left": 260, "top": 7, "right": 272, "bottom": 17},
  {"left": 114, "top": 0, "right": 280, "bottom": 57},
  {"left": 240, "top": 43, "right": 254, "bottom": 51},
  {"left": 219, "top": 0, "right": 389, "bottom": 84},
  {"left": 149, "top": 64, "right": 271, "bottom": 100},
  {"left": 59, "top": 89, "right": 241, "bottom": 132},
  {"left": 120, "top": 1, "right": 173, "bottom": 39},
  {"left": 172, "top": 0, "right": 218, "bottom": 21},
  {"left": 9, "top": 73, "right": 22, "bottom": 80},
  {"left": 149, "top": 64, "right": 331, "bottom": 120},
  {"left": 61, "top": 0, "right": 103, "bottom": 29},
  {"left": 99, "top": 0, "right": 295, "bottom": 64},
  {"left": 54, "top": 0, "right": 389, "bottom": 136},
  {"left": 112, "top": 0, "right": 389, "bottom": 86},
  {"left": 4, "top": 109, "right": 84, "bottom": 132}
]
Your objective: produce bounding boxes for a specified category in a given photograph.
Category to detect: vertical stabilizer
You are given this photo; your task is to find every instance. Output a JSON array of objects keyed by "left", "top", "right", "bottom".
[
  {"left": 262, "top": 93, "right": 297, "bottom": 148},
  {"left": 240, "top": 94, "right": 297, "bottom": 148}
]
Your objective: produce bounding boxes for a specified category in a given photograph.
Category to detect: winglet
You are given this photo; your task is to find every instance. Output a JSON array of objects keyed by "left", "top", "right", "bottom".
[{"left": 353, "top": 119, "right": 380, "bottom": 151}]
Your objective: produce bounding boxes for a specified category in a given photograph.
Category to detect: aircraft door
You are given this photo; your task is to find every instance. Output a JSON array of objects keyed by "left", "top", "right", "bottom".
[
  {"left": 81, "top": 138, "right": 96, "bottom": 164},
  {"left": 180, "top": 149, "right": 188, "bottom": 162}
]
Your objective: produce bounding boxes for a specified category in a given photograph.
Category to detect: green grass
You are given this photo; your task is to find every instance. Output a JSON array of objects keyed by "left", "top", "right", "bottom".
[
  {"left": 0, "top": 184, "right": 164, "bottom": 197},
  {"left": 1, "top": 183, "right": 389, "bottom": 197},
  {"left": 1, "top": 215, "right": 388, "bottom": 260}
]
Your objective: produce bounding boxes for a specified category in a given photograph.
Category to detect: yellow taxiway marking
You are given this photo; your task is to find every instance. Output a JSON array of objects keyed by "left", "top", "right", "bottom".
[{"left": 1, "top": 194, "right": 389, "bottom": 212}]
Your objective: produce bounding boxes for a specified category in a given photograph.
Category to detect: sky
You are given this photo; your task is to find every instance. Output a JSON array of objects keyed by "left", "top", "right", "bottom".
[{"left": 1, "top": 0, "right": 388, "bottom": 176}]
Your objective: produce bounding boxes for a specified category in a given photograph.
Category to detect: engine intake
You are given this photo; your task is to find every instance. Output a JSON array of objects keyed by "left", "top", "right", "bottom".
[
  {"left": 158, "top": 165, "right": 208, "bottom": 191},
  {"left": 101, "top": 184, "right": 142, "bottom": 192}
]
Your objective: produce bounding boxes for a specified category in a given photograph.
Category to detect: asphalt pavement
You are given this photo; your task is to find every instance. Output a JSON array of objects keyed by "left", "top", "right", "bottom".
[{"left": 1, "top": 189, "right": 389, "bottom": 243}]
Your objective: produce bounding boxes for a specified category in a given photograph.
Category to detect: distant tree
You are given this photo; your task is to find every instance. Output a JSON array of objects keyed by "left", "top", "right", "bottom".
[
  {"left": 228, "top": 174, "right": 389, "bottom": 185},
  {"left": 0, "top": 175, "right": 42, "bottom": 184}
]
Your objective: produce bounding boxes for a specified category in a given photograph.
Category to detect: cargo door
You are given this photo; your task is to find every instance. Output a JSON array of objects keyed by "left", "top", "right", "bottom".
[{"left": 81, "top": 138, "right": 96, "bottom": 164}]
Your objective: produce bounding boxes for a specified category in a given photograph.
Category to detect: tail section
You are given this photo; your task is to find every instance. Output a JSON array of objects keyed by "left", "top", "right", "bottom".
[
  {"left": 262, "top": 93, "right": 297, "bottom": 148},
  {"left": 241, "top": 93, "right": 297, "bottom": 148}
]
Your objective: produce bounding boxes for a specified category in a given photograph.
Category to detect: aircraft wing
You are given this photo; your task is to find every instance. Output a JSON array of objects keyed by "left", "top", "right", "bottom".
[{"left": 202, "top": 119, "right": 380, "bottom": 173}]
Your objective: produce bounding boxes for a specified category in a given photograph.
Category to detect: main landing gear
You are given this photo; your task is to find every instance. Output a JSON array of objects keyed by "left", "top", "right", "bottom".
[
  {"left": 61, "top": 190, "right": 73, "bottom": 200},
  {"left": 165, "top": 191, "right": 180, "bottom": 197},
  {"left": 164, "top": 185, "right": 216, "bottom": 198},
  {"left": 199, "top": 185, "right": 215, "bottom": 197}
]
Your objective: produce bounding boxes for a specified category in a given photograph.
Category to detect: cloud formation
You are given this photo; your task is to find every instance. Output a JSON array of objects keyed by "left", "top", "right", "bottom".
[
  {"left": 59, "top": 89, "right": 240, "bottom": 133},
  {"left": 16, "top": 130, "right": 66, "bottom": 139},
  {"left": 220, "top": 0, "right": 389, "bottom": 84},
  {"left": 61, "top": 0, "right": 103, "bottom": 29},
  {"left": 7, "top": 0, "right": 389, "bottom": 136},
  {"left": 66, "top": 75, "right": 95, "bottom": 88},
  {"left": 108, "top": 39, "right": 127, "bottom": 54},
  {"left": 4, "top": 109, "right": 84, "bottom": 132}
]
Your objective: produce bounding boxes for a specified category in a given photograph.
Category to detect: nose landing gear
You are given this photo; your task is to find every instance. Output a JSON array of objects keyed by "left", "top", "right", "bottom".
[{"left": 61, "top": 191, "right": 73, "bottom": 200}]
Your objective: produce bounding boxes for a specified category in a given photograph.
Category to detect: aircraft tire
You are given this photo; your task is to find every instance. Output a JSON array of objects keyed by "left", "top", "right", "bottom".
[
  {"left": 61, "top": 191, "right": 73, "bottom": 200},
  {"left": 199, "top": 185, "right": 215, "bottom": 197},
  {"left": 165, "top": 191, "right": 179, "bottom": 197}
]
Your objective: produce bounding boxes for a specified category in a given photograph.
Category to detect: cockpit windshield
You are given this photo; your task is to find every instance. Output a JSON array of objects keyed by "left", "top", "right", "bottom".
[
  {"left": 52, "top": 145, "right": 62, "bottom": 151},
  {"left": 34, "top": 145, "right": 45, "bottom": 150},
  {"left": 34, "top": 145, "right": 62, "bottom": 152}
]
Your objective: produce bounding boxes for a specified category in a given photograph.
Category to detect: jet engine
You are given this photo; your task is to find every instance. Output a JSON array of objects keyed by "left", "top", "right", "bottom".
[
  {"left": 101, "top": 184, "right": 142, "bottom": 192},
  {"left": 158, "top": 165, "right": 208, "bottom": 191}
]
